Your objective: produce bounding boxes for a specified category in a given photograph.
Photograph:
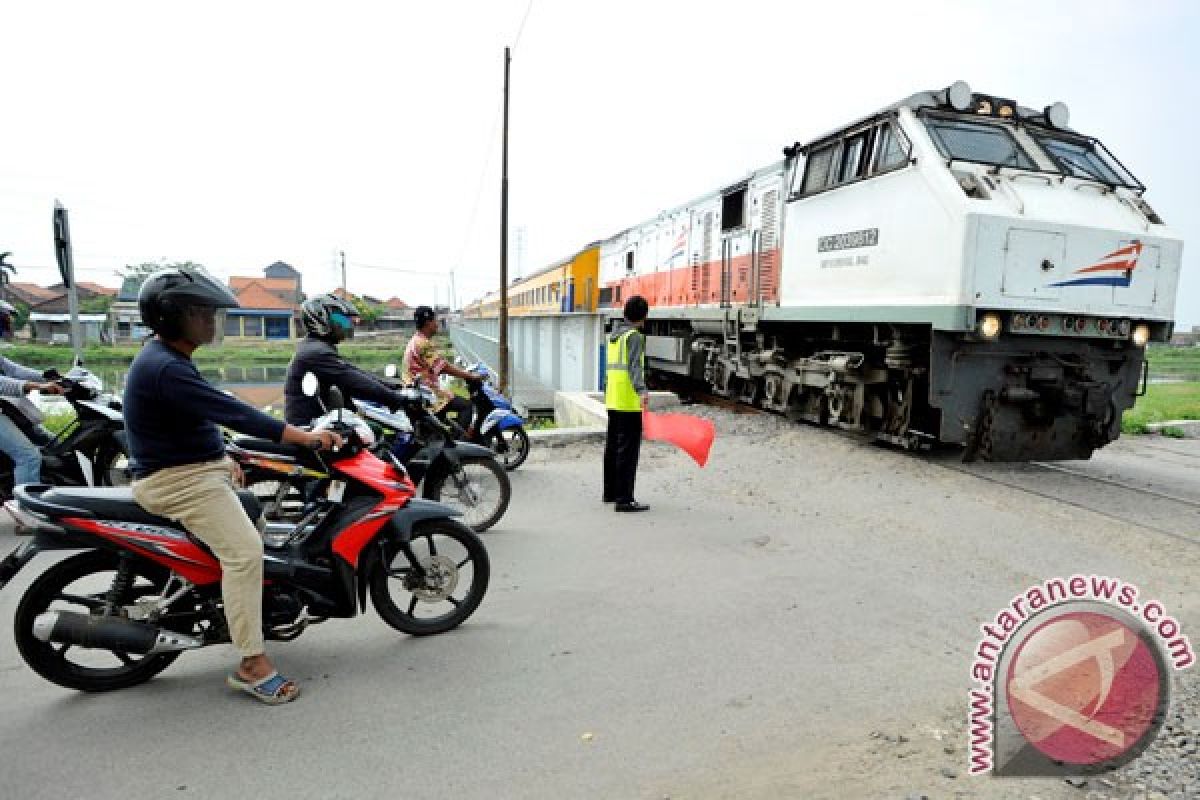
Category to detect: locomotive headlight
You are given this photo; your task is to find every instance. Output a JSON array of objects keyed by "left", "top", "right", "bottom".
[
  {"left": 978, "top": 313, "right": 1002, "bottom": 339},
  {"left": 1044, "top": 101, "right": 1071, "bottom": 129},
  {"left": 1132, "top": 324, "right": 1151, "bottom": 347},
  {"left": 947, "top": 81, "right": 973, "bottom": 112}
]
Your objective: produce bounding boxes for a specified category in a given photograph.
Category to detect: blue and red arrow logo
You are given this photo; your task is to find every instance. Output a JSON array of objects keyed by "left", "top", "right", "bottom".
[{"left": 1051, "top": 241, "right": 1142, "bottom": 288}]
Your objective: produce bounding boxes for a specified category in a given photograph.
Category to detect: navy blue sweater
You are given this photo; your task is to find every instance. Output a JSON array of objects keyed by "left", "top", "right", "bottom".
[{"left": 124, "top": 339, "right": 286, "bottom": 478}]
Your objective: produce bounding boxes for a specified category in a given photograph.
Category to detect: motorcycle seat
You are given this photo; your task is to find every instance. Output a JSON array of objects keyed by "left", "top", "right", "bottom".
[
  {"left": 38, "top": 487, "right": 263, "bottom": 527},
  {"left": 231, "top": 437, "right": 303, "bottom": 460}
]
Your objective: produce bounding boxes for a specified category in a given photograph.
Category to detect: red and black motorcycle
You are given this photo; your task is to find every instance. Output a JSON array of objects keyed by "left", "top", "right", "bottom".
[{"left": 0, "top": 384, "right": 489, "bottom": 692}]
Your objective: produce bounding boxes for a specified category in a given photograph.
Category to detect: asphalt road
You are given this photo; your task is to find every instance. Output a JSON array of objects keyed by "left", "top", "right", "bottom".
[{"left": 0, "top": 422, "right": 1196, "bottom": 800}]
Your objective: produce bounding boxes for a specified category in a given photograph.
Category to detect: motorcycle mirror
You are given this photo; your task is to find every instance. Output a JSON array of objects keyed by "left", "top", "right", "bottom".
[
  {"left": 384, "top": 364, "right": 398, "bottom": 379},
  {"left": 302, "top": 372, "right": 320, "bottom": 397},
  {"left": 328, "top": 385, "right": 345, "bottom": 411}
]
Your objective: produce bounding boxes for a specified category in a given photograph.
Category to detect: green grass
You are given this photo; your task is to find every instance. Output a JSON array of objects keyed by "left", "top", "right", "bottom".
[
  {"left": 1147, "top": 344, "right": 1200, "bottom": 379},
  {"left": 42, "top": 409, "right": 78, "bottom": 437},
  {"left": 2, "top": 335, "right": 453, "bottom": 371},
  {"left": 1122, "top": 382, "right": 1200, "bottom": 434}
]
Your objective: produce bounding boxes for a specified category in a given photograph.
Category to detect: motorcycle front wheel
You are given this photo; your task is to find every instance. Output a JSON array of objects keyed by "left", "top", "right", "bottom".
[
  {"left": 423, "top": 455, "right": 511, "bottom": 533},
  {"left": 490, "top": 426, "right": 530, "bottom": 471},
  {"left": 369, "top": 519, "right": 490, "bottom": 635}
]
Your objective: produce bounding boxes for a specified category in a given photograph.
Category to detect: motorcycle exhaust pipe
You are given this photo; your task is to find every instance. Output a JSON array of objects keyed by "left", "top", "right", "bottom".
[{"left": 32, "top": 611, "right": 204, "bottom": 655}]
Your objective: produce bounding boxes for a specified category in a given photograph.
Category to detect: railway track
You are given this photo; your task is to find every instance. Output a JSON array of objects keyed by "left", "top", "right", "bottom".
[
  {"left": 681, "top": 389, "right": 1200, "bottom": 546},
  {"left": 937, "top": 459, "right": 1200, "bottom": 548}
]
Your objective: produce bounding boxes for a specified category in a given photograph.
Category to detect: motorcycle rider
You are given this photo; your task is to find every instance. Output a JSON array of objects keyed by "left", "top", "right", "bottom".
[
  {"left": 125, "top": 267, "right": 342, "bottom": 705},
  {"left": 283, "top": 294, "right": 408, "bottom": 425},
  {"left": 402, "top": 305, "right": 482, "bottom": 434},
  {"left": 0, "top": 355, "right": 66, "bottom": 489}
]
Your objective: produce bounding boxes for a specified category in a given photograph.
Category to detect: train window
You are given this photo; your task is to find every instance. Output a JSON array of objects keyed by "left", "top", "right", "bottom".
[
  {"left": 598, "top": 287, "right": 613, "bottom": 306},
  {"left": 625, "top": 251, "right": 635, "bottom": 274},
  {"left": 721, "top": 187, "right": 746, "bottom": 231},
  {"left": 1035, "top": 133, "right": 1141, "bottom": 189},
  {"left": 801, "top": 143, "right": 837, "bottom": 194},
  {"left": 873, "top": 122, "right": 910, "bottom": 173},
  {"left": 838, "top": 131, "right": 871, "bottom": 183},
  {"left": 924, "top": 117, "right": 1036, "bottom": 170}
]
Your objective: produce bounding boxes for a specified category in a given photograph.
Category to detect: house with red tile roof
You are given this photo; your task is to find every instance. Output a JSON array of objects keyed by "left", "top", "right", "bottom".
[
  {"left": 225, "top": 264, "right": 304, "bottom": 341},
  {"left": 50, "top": 281, "right": 118, "bottom": 297},
  {"left": 5, "top": 282, "right": 59, "bottom": 306}
]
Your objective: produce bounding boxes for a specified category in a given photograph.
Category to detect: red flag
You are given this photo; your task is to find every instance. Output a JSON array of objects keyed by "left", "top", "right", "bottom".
[{"left": 642, "top": 410, "right": 715, "bottom": 467}]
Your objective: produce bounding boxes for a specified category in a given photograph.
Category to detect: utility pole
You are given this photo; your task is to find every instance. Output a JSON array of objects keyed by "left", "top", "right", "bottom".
[
  {"left": 339, "top": 250, "right": 347, "bottom": 291},
  {"left": 449, "top": 269, "right": 457, "bottom": 312},
  {"left": 498, "top": 46, "right": 511, "bottom": 395}
]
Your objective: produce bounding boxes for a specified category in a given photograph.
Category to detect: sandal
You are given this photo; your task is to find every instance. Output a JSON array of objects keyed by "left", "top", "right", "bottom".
[{"left": 226, "top": 670, "right": 300, "bottom": 705}]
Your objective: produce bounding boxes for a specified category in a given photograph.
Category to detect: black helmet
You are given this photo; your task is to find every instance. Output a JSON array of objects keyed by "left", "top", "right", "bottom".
[
  {"left": 301, "top": 293, "right": 357, "bottom": 340},
  {"left": 138, "top": 267, "right": 239, "bottom": 339},
  {"left": 413, "top": 305, "right": 437, "bottom": 329}
]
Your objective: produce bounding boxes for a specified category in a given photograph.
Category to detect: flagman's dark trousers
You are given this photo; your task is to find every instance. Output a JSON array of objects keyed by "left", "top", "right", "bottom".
[{"left": 603, "top": 409, "right": 642, "bottom": 504}]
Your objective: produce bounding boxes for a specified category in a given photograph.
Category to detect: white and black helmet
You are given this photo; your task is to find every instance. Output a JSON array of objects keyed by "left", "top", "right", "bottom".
[{"left": 300, "top": 294, "right": 358, "bottom": 340}]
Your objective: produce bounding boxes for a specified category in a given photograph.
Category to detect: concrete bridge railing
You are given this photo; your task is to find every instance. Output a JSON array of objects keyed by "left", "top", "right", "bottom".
[{"left": 449, "top": 314, "right": 607, "bottom": 409}]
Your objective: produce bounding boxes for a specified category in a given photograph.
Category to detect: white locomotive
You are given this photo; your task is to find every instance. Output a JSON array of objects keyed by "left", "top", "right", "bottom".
[{"left": 596, "top": 82, "right": 1182, "bottom": 460}]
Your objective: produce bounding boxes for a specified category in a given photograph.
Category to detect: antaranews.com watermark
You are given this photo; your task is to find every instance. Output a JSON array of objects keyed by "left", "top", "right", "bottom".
[{"left": 968, "top": 574, "right": 1194, "bottom": 777}]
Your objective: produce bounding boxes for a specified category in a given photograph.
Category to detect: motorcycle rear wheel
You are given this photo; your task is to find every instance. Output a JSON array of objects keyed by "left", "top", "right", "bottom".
[
  {"left": 369, "top": 519, "right": 490, "bottom": 636},
  {"left": 14, "top": 550, "right": 183, "bottom": 692}
]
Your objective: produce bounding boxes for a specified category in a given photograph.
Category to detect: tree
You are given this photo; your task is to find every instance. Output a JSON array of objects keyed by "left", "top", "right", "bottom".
[
  {"left": 80, "top": 294, "right": 114, "bottom": 314},
  {"left": 349, "top": 294, "right": 382, "bottom": 328},
  {"left": 10, "top": 299, "right": 30, "bottom": 331},
  {"left": 117, "top": 259, "right": 209, "bottom": 280},
  {"left": 0, "top": 252, "right": 15, "bottom": 301},
  {"left": 116, "top": 260, "right": 210, "bottom": 298}
]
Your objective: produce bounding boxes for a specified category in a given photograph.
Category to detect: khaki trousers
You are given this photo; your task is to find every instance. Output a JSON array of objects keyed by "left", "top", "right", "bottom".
[{"left": 132, "top": 459, "right": 265, "bottom": 658}]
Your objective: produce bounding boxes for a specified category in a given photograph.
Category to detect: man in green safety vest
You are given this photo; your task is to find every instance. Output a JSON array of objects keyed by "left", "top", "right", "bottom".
[{"left": 603, "top": 295, "right": 650, "bottom": 512}]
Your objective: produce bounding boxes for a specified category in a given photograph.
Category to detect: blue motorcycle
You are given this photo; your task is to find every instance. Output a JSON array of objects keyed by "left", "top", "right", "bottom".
[{"left": 457, "top": 363, "right": 529, "bottom": 471}]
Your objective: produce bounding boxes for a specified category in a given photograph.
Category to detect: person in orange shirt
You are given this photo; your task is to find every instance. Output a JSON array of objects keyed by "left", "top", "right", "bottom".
[{"left": 402, "top": 306, "right": 483, "bottom": 434}]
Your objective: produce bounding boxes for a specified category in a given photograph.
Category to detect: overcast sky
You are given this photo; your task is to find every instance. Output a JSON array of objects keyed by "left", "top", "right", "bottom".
[{"left": 1, "top": 0, "right": 1196, "bottom": 325}]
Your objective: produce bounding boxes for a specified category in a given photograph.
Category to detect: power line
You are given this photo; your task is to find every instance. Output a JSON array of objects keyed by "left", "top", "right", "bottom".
[
  {"left": 451, "top": 101, "right": 503, "bottom": 281},
  {"left": 347, "top": 261, "right": 450, "bottom": 276},
  {"left": 450, "top": 0, "right": 535, "bottom": 286},
  {"left": 512, "top": 0, "right": 535, "bottom": 50}
]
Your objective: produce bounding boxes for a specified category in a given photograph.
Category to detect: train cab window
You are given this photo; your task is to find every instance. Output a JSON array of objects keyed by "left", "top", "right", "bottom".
[
  {"left": 1034, "top": 133, "right": 1141, "bottom": 189},
  {"left": 795, "top": 117, "right": 912, "bottom": 199},
  {"left": 721, "top": 187, "right": 746, "bottom": 231},
  {"left": 801, "top": 143, "right": 837, "bottom": 194},
  {"left": 924, "top": 117, "right": 1036, "bottom": 170},
  {"left": 838, "top": 131, "right": 871, "bottom": 183},
  {"left": 873, "top": 122, "right": 910, "bottom": 173}
]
